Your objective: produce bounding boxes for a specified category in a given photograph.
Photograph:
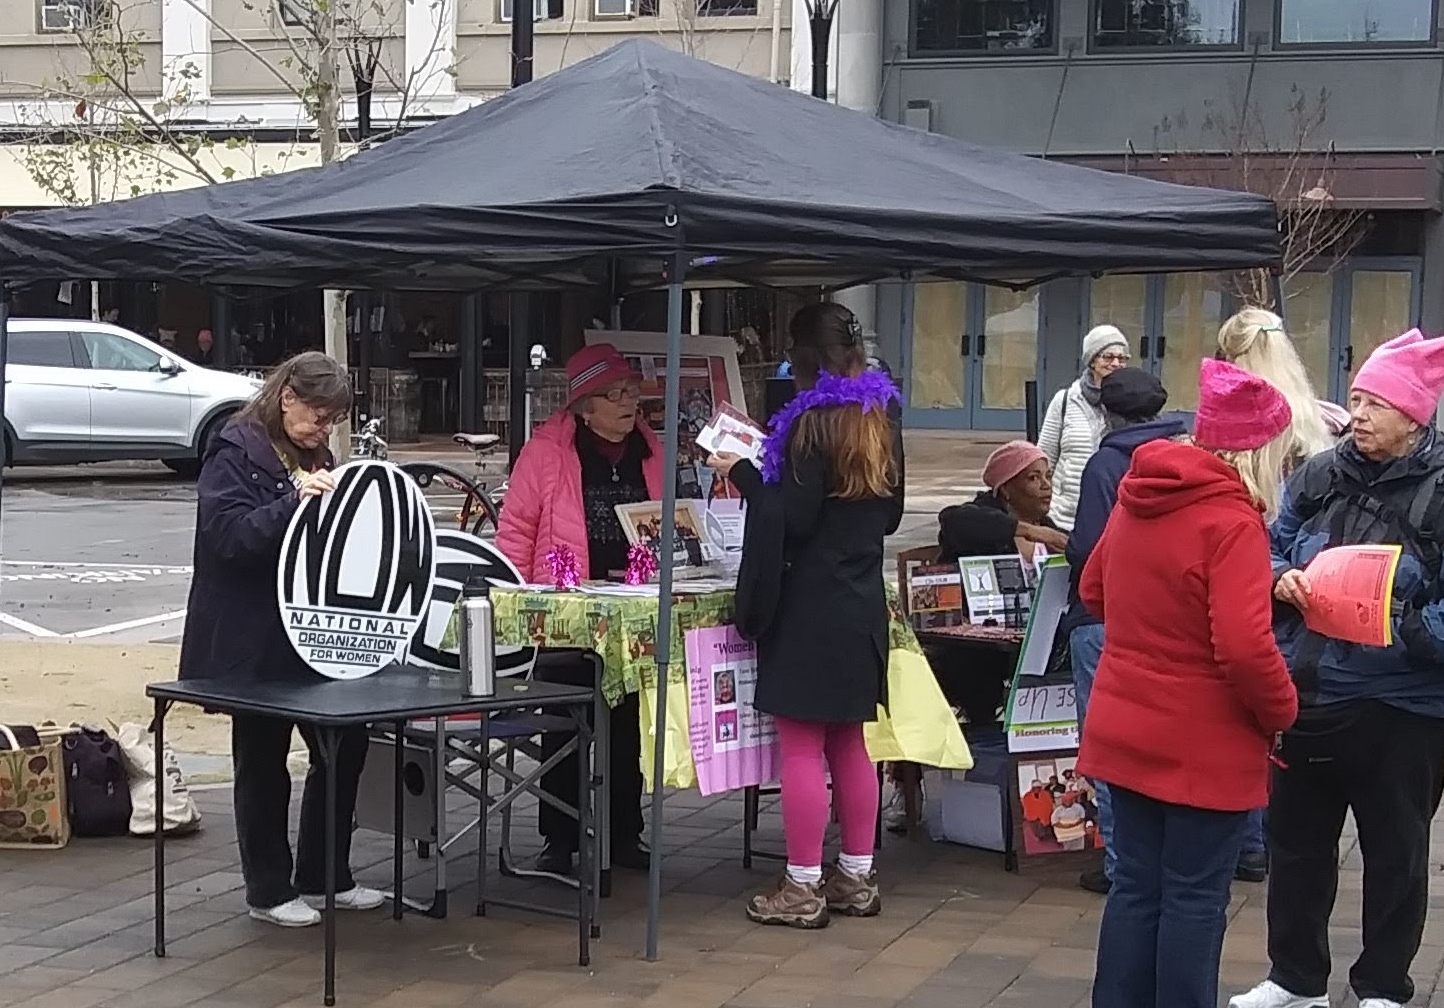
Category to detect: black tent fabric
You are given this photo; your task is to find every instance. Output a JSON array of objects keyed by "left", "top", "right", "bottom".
[{"left": 0, "top": 40, "right": 1277, "bottom": 291}]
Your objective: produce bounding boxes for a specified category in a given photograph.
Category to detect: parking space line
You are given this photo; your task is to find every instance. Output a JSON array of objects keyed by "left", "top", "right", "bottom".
[
  {"left": 68, "top": 610, "right": 189, "bottom": 639},
  {"left": 0, "top": 613, "right": 60, "bottom": 638}
]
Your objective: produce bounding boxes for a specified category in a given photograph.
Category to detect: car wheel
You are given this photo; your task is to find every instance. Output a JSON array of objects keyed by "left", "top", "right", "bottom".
[{"left": 166, "top": 411, "right": 233, "bottom": 479}]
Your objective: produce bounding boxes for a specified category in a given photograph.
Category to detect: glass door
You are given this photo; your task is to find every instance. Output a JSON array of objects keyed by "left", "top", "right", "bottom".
[
  {"left": 1341, "top": 262, "right": 1420, "bottom": 392},
  {"left": 1086, "top": 273, "right": 1230, "bottom": 414},
  {"left": 904, "top": 281, "right": 971, "bottom": 429},
  {"left": 973, "top": 286, "right": 1039, "bottom": 430}
]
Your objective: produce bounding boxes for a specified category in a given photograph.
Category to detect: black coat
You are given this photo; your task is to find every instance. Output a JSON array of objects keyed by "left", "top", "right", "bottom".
[
  {"left": 731, "top": 413, "right": 905, "bottom": 723},
  {"left": 179, "top": 418, "right": 325, "bottom": 682}
]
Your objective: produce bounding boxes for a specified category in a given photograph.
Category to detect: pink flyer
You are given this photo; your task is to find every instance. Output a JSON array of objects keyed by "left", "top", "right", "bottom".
[{"left": 683, "top": 624, "right": 779, "bottom": 796}]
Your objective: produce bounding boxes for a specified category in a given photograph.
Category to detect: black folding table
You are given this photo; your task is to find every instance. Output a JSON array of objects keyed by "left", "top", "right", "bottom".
[{"left": 146, "top": 670, "right": 597, "bottom": 1006}]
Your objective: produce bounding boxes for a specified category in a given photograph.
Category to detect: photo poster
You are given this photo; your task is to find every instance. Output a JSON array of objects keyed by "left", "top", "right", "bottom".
[
  {"left": 1015, "top": 754, "right": 1104, "bottom": 856},
  {"left": 907, "top": 562, "right": 965, "bottom": 630},
  {"left": 584, "top": 331, "right": 748, "bottom": 501},
  {"left": 958, "top": 554, "right": 1033, "bottom": 628},
  {"left": 683, "top": 624, "right": 779, "bottom": 796},
  {"left": 616, "top": 499, "right": 716, "bottom": 572}
]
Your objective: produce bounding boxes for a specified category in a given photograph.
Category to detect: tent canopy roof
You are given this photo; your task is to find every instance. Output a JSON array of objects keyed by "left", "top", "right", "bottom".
[{"left": 0, "top": 39, "right": 1280, "bottom": 291}]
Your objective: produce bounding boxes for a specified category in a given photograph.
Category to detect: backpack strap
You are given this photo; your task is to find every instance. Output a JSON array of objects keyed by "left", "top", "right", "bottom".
[{"left": 1406, "top": 466, "right": 1444, "bottom": 538}]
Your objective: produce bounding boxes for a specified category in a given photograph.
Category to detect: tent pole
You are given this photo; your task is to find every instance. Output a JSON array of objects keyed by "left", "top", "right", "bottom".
[
  {"left": 644, "top": 250, "right": 687, "bottom": 962},
  {"left": 0, "top": 282, "right": 9, "bottom": 558}
]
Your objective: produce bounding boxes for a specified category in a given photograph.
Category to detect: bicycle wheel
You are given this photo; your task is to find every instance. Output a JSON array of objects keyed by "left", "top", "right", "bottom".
[
  {"left": 396, "top": 462, "right": 491, "bottom": 532},
  {"left": 466, "top": 488, "right": 502, "bottom": 538}
]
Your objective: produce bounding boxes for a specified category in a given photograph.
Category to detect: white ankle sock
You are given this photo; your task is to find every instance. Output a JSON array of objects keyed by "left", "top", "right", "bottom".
[
  {"left": 838, "top": 853, "right": 873, "bottom": 877},
  {"left": 786, "top": 864, "right": 822, "bottom": 885}
]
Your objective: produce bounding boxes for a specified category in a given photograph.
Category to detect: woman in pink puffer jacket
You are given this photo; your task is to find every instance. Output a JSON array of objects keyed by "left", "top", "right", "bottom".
[
  {"left": 497, "top": 343, "right": 665, "bottom": 582},
  {"left": 495, "top": 342, "right": 666, "bottom": 875}
]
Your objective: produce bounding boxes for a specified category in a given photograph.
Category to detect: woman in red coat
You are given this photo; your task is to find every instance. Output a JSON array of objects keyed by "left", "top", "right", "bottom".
[{"left": 1080, "top": 358, "right": 1299, "bottom": 1008}]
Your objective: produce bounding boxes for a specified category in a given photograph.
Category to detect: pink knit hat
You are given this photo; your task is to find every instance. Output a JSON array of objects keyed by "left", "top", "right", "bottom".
[
  {"left": 565, "top": 343, "right": 638, "bottom": 406},
  {"left": 1352, "top": 329, "right": 1444, "bottom": 425},
  {"left": 982, "top": 440, "right": 1047, "bottom": 490},
  {"left": 1194, "top": 358, "right": 1292, "bottom": 451}
]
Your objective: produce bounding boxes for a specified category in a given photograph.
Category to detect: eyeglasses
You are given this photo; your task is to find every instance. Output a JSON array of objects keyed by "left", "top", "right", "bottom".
[
  {"left": 598, "top": 384, "right": 642, "bottom": 403},
  {"left": 1097, "top": 353, "right": 1131, "bottom": 365}
]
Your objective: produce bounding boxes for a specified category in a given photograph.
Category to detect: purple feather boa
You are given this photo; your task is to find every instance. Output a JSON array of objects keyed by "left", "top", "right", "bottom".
[{"left": 760, "top": 370, "right": 900, "bottom": 484}]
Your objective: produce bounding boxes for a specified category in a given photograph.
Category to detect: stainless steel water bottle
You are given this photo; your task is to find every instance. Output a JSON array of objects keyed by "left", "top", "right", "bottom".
[{"left": 459, "top": 575, "right": 496, "bottom": 697}]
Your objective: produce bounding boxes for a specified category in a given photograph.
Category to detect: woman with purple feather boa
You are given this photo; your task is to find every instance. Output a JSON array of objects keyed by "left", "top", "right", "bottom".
[{"left": 707, "top": 302, "right": 905, "bottom": 929}]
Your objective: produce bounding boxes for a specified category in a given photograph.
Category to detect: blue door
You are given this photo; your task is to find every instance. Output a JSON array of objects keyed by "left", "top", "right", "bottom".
[{"left": 902, "top": 281, "right": 1040, "bottom": 431}]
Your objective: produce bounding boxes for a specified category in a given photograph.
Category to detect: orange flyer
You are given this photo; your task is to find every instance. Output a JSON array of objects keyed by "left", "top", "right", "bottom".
[{"left": 1302, "top": 544, "right": 1403, "bottom": 647}]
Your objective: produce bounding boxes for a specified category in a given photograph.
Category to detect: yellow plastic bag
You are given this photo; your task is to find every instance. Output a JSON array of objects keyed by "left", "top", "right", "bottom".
[
  {"left": 864, "top": 648, "right": 973, "bottom": 770},
  {"left": 637, "top": 680, "right": 697, "bottom": 792}
]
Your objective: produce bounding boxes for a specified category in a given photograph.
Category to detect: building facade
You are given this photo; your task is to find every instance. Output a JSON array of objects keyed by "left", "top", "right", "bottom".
[{"left": 865, "top": 0, "right": 1443, "bottom": 429}]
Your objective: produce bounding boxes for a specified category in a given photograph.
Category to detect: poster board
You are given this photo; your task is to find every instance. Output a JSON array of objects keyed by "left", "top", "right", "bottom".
[
  {"left": 277, "top": 460, "right": 436, "bottom": 680},
  {"left": 584, "top": 330, "right": 748, "bottom": 498},
  {"left": 683, "top": 624, "right": 779, "bottom": 796},
  {"left": 1003, "top": 557, "right": 1078, "bottom": 753},
  {"left": 959, "top": 554, "right": 1032, "bottom": 627}
]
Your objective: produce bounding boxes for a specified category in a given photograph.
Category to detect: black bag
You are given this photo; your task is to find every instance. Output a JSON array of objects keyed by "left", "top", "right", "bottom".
[{"left": 61, "top": 726, "right": 132, "bottom": 838}]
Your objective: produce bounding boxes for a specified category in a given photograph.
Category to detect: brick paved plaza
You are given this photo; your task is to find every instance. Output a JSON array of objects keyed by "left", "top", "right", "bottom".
[{"left": 1, "top": 779, "right": 1439, "bottom": 1008}]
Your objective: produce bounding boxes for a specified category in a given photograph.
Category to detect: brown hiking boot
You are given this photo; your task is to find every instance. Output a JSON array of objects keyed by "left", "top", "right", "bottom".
[
  {"left": 820, "top": 864, "right": 881, "bottom": 917},
  {"left": 745, "top": 876, "right": 829, "bottom": 929}
]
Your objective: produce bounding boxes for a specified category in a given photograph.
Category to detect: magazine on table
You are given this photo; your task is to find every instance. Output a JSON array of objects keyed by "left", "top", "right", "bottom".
[
  {"left": 958, "top": 554, "right": 1033, "bottom": 628},
  {"left": 907, "top": 563, "right": 965, "bottom": 630}
]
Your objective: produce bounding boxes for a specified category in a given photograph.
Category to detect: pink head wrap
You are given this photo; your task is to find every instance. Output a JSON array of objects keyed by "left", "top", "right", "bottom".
[
  {"left": 1194, "top": 358, "right": 1292, "bottom": 452},
  {"left": 1352, "top": 329, "right": 1444, "bottom": 425},
  {"left": 982, "top": 440, "right": 1047, "bottom": 490}
]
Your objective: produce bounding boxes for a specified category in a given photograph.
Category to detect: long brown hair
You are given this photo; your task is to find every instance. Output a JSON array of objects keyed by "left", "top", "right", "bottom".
[
  {"left": 786, "top": 302, "right": 898, "bottom": 500},
  {"left": 236, "top": 351, "right": 352, "bottom": 467}
]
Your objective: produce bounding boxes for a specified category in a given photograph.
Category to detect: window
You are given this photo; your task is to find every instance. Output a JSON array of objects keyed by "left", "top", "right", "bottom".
[
  {"left": 698, "top": 0, "right": 758, "bottom": 15},
  {"left": 38, "top": 0, "right": 103, "bottom": 32},
  {"left": 913, "top": 0, "right": 1055, "bottom": 54},
  {"left": 1092, "top": 0, "right": 1239, "bottom": 48},
  {"left": 80, "top": 332, "right": 163, "bottom": 372},
  {"left": 1278, "top": 0, "right": 1434, "bottom": 45},
  {"left": 277, "top": 0, "right": 307, "bottom": 27},
  {"left": 9, "top": 332, "right": 77, "bottom": 368},
  {"left": 500, "top": 0, "right": 560, "bottom": 20}
]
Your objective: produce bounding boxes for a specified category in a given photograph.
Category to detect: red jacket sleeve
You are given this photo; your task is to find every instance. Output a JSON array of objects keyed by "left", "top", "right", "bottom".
[
  {"left": 1080, "top": 522, "right": 1111, "bottom": 622},
  {"left": 1206, "top": 518, "right": 1299, "bottom": 735}
]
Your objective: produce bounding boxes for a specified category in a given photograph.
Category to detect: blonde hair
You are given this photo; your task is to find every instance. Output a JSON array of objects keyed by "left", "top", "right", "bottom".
[
  {"left": 1215, "top": 434, "right": 1293, "bottom": 519},
  {"left": 1216, "top": 308, "right": 1333, "bottom": 460}
]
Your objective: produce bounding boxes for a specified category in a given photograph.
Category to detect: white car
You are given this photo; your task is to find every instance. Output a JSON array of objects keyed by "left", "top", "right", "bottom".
[{"left": 2, "top": 318, "right": 261, "bottom": 476}]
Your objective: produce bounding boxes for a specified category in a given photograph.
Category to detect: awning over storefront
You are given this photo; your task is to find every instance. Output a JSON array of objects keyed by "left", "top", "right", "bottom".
[{"left": 0, "top": 40, "right": 1280, "bottom": 292}]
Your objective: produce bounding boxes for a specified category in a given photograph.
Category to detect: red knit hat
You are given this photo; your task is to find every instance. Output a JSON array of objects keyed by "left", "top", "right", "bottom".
[
  {"left": 565, "top": 343, "right": 638, "bottom": 406},
  {"left": 1194, "top": 358, "right": 1292, "bottom": 452}
]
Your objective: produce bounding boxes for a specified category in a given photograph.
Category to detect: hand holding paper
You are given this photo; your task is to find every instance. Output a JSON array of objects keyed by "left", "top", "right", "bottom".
[
  {"left": 695, "top": 403, "right": 765, "bottom": 463},
  {"left": 1300, "top": 544, "right": 1403, "bottom": 647}
]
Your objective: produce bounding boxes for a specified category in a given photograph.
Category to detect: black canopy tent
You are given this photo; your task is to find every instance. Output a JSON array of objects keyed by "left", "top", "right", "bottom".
[{"left": 0, "top": 38, "right": 1280, "bottom": 960}]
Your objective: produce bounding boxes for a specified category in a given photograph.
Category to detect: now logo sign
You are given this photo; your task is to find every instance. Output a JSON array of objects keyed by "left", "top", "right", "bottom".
[{"left": 277, "top": 460, "right": 437, "bottom": 680}]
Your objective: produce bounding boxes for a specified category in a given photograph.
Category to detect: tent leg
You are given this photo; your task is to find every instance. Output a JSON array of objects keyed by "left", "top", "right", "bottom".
[
  {"left": 644, "top": 250, "right": 687, "bottom": 963},
  {"left": 0, "top": 281, "right": 9, "bottom": 540}
]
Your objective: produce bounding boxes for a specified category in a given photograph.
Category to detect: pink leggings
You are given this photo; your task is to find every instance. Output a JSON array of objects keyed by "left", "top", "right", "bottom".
[{"left": 774, "top": 716, "right": 879, "bottom": 866}]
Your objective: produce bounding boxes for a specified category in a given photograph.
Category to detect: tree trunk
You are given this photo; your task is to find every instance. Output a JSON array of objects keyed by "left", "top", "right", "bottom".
[{"left": 314, "top": 0, "right": 351, "bottom": 459}]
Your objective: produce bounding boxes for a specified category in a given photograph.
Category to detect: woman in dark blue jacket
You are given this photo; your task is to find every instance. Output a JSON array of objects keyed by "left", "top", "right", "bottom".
[
  {"left": 179, "top": 352, "right": 382, "bottom": 928},
  {"left": 1232, "top": 330, "right": 1444, "bottom": 1008}
]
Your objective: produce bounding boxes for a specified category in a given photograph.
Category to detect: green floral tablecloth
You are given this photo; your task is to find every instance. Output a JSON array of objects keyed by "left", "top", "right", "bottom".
[{"left": 443, "top": 585, "right": 920, "bottom": 708}]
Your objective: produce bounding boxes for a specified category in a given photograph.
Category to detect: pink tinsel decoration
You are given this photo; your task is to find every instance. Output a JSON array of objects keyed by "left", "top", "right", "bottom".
[
  {"left": 624, "top": 542, "right": 658, "bottom": 585},
  {"left": 545, "top": 544, "right": 581, "bottom": 590}
]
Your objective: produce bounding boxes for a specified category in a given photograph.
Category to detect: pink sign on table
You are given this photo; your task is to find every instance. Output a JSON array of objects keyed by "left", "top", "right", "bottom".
[{"left": 684, "top": 624, "right": 779, "bottom": 796}]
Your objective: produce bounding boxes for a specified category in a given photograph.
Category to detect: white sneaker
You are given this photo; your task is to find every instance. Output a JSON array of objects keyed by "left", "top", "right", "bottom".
[
  {"left": 1358, "top": 1000, "right": 1404, "bottom": 1008},
  {"left": 1228, "top": 981, "right": 1329, "bottom": 1008},
  {"left": 302, "top": 886, "right": 386, "bottom": 911},
  {"left": 249, "top": 898, "right": 321, "bottom": 928}
]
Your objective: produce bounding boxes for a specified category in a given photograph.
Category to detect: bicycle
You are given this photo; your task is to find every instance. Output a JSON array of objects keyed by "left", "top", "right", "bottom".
[
  {"left": 395, "top": 432, "right": 503, "bottom": 537},
  {"left": 349, "top": 417, "right": 389, "bottom": 462}
]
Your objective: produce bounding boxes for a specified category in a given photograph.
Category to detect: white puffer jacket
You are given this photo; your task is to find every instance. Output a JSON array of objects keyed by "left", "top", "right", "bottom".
[{"left": 1037, "top": 379, "right": 1107, "bottom": 532}]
